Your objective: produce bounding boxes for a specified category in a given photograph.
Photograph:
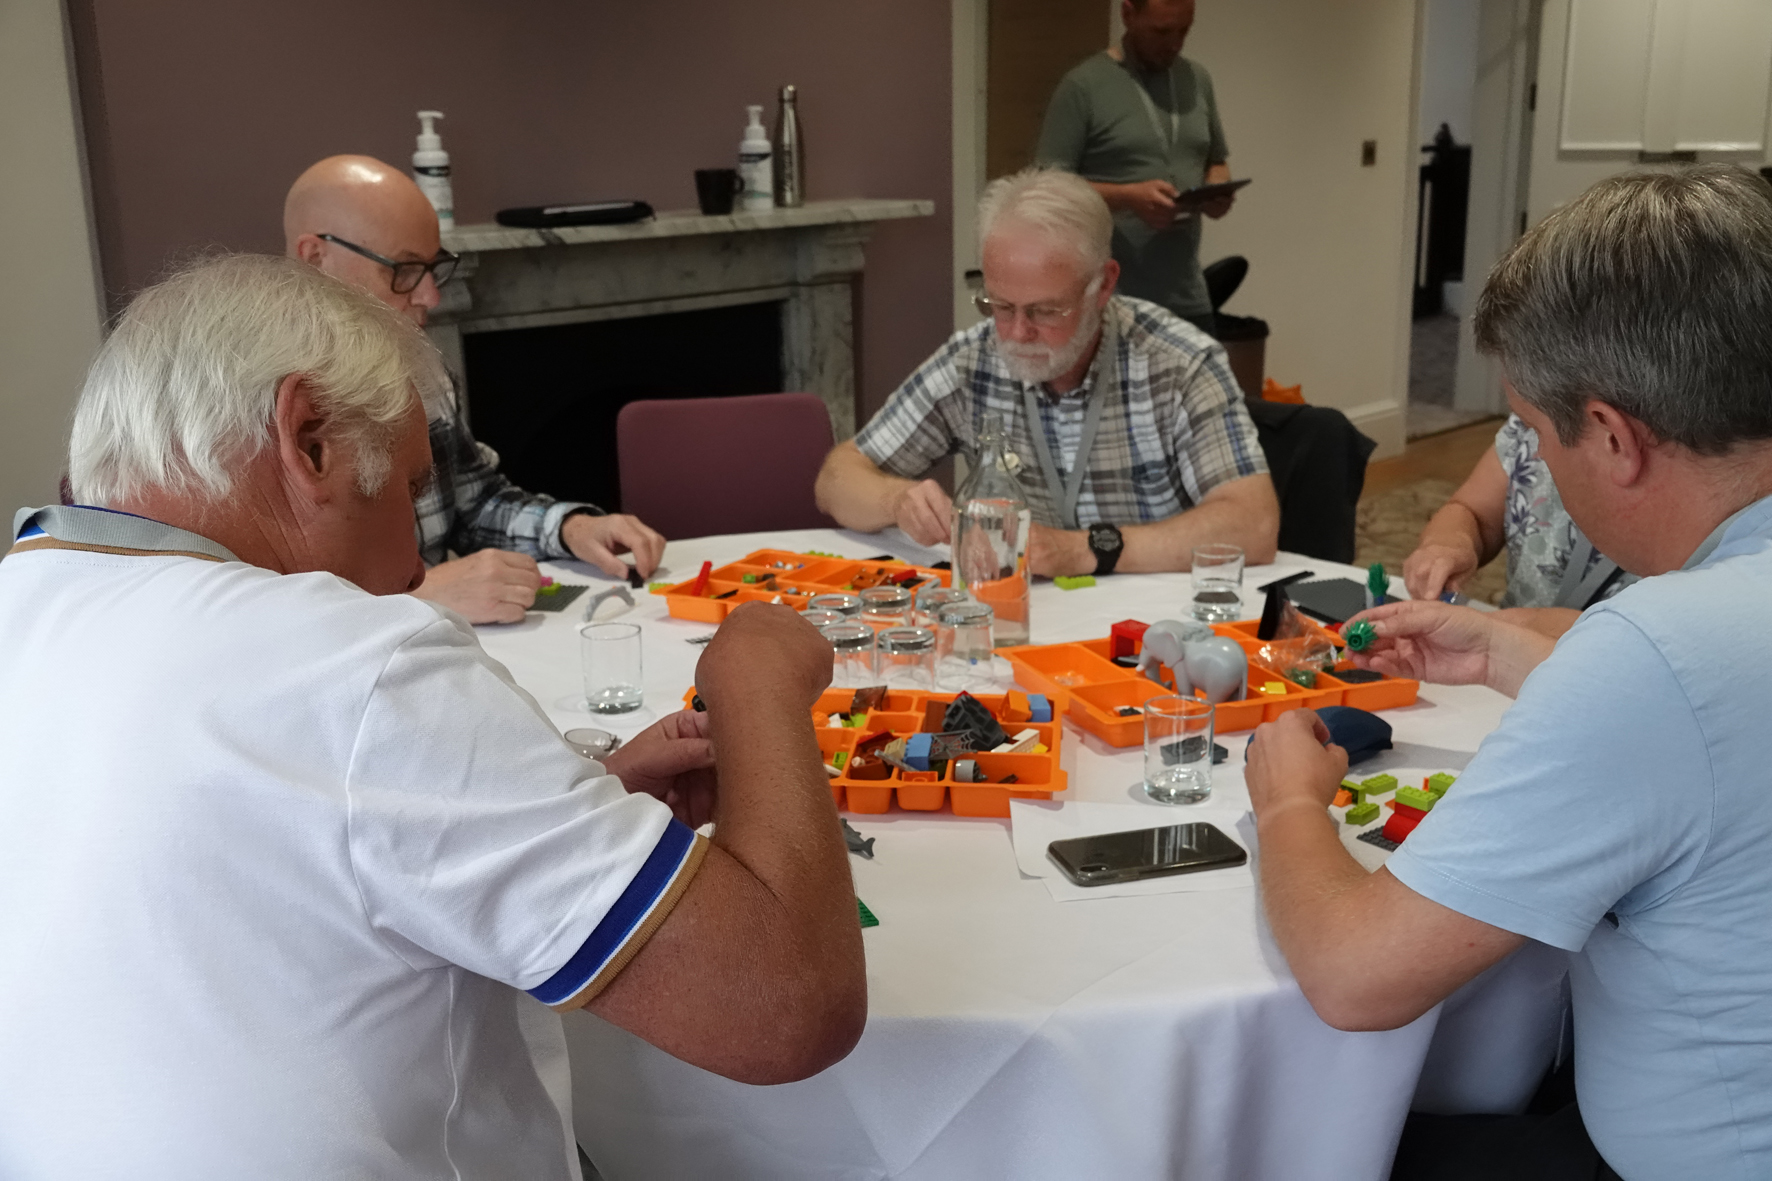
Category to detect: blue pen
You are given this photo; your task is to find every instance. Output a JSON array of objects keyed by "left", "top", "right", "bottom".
[{"left": 1439, "top": 590, "right": 1469, "bottom": 606}]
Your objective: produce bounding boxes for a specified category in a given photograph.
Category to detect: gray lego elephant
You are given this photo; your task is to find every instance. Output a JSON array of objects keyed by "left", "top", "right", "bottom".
[{"left": 1135, "top": 619, "right": 1249, "bottom": 704}]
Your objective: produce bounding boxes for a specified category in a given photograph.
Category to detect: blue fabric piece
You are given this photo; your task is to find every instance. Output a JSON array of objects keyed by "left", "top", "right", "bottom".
[
  {"left": 526, "top": 818, "right": 696, "bottom": 1006},
  {"left": 1314, "top": 705, "right": 1391, "bottom": 765}
]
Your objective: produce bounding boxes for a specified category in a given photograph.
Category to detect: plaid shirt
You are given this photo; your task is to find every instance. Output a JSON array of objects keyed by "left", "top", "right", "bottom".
[
  {"left": 416, "top": 411, "right": 600, "bottom": 566},
  {"left": 854, "top": 295, "right": 1266, "bottom": 528}
]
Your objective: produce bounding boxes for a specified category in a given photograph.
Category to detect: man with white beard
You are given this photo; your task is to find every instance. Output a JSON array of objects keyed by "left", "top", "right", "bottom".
[{"left": 815, "top": 166, "right": 1276, "bottom": 576}]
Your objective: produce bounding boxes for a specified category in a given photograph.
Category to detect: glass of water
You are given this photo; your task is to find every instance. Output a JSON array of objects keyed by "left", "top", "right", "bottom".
[
  {"left": 1190, "top": 544, "right": 1245, "bottom": 622},
  {"left": 821, "top": 622, "right": 878, "bottom": 689},
  {"left": 1143, "top": 695, "right": 1215, "bottom": 804},
  {"left": 580, "top": 622, "right": 644, "bottom": 714}
]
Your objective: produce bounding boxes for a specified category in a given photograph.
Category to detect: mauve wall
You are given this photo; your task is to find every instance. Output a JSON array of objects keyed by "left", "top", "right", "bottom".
[{"left": 67, "top": 0, "right": 952, "bottom": 422}]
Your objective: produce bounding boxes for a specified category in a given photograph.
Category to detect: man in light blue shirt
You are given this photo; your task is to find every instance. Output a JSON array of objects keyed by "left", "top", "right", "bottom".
[{"left": 1245, "top": 164, "right": 1772, "bottom": 1180}]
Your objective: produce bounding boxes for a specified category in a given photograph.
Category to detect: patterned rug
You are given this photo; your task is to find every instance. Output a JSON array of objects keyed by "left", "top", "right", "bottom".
[{"left": 1353, "top": 477, "right": 1508, "bottom": 606}]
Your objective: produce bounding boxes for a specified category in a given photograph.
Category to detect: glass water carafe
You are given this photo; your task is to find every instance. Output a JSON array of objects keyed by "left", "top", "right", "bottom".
[{"left": 950, "top": 412, "right": 1032, "bottom": 646}]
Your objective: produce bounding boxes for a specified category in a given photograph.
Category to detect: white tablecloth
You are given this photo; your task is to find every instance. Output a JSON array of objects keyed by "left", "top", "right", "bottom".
[{"left": 475, "top": 529, "right": 1568, "bottom": 1181}]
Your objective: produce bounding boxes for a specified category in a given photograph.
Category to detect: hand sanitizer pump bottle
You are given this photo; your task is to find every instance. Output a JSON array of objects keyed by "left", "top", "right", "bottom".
[
  {"left": 951, "top": 412, "right": 1033, "bottom": 646},
  {"left": 738, "top": 105, "right": 775, "bottom": 213},
  {"left": 412, "top": 110, "right": 454, "bottom": 229}
]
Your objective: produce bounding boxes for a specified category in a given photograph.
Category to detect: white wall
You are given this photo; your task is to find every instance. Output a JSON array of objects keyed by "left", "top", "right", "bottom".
[
  {"left": 1419, "top": 0, "right": 1482, "bottom": 142},
  {"left": 1191, "top": 0, "right": 1422, "bottom": 457},
  {"left": 0, "top": 0, "right": 103, "bottom": 517}
]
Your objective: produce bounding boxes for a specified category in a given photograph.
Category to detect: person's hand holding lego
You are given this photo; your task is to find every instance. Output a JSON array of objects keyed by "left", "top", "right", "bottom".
[
  {"left": 413, "top": 548, "right": 545, "bottom": 624},
  {"left": 603, "top": 709, "right": 718, "bottom": 829},
  {"left": 563, "top": 512, "right": 666, "bottom": 580},
  {"left": 1345, "top": 600, "right": 1501, "bottom": 686},
  {"left": 1245, "top": 709, "right": 1347, "bottom": 825},
  {"left": 1403, "top": 539, "right": 1480, "bottom": 603},
  {"left": 890, "top": 479, "right": 953, "bottom": 548}
]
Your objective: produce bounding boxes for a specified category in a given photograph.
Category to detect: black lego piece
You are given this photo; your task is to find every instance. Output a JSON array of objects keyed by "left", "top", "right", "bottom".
[
  {"left": 1334, "top": 668, "right": 1386, "bottom": 684},
  {"left": 626, "top": 565, "right": 646, "bottom": 589},
  {"left": 942, "top": 692, "right": 1008, "bottom": 752},
  {"left": 1356, "top": 827, "right": 1400, "bottom": 852}
]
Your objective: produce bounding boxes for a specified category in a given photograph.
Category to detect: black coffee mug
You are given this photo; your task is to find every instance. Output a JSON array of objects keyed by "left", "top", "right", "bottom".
[{"left": 694, "top": 168, "right": 741, "bottom": 215}]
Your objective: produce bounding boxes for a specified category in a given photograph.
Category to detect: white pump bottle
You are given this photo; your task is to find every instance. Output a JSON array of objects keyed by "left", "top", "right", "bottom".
[
  {"left": 738, "top": 105, "right": 774, "bottom": 213},
  {"left": 413, "top": 110, "right": 454, "bottom": 229}
]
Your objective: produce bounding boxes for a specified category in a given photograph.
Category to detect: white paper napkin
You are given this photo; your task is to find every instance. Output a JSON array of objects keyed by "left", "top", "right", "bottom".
[{"left": 1009, "top": 799, "right": 1256, "bottom": 901}]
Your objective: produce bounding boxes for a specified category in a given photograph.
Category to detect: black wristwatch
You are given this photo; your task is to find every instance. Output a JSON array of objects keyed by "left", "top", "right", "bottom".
[{"left": 1087, "top": 522, "right": 1123, "bottom": 576}]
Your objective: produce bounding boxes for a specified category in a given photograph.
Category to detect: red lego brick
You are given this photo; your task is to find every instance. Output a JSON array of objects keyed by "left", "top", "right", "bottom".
[
  {"left": 1381, "top": 810, "right": 1422, "bottom": 844},
  {"left": 1110, "top": 619, "right": 1150, "bottom": 661}
]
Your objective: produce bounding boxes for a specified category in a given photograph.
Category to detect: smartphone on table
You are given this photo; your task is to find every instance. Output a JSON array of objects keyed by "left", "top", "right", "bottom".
[{"left": 1047, "top": 822, "right": 1246, "bottom": 887}]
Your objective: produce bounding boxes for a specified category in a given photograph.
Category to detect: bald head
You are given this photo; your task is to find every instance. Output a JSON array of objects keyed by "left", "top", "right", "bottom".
[{"left": 285, "top": 155, "right": 445, "bottom": 326}]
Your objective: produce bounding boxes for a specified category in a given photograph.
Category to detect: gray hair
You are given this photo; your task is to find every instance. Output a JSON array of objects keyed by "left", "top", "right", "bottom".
[
  {"left": 1474, "top": 164, "right": 1772, "bottom": 454},
  {"left": 978, "top": 166, "right": 1114, "bottom": 274},
  {"left": 69, "top": 253, "right": 447, "bottom": 504}
]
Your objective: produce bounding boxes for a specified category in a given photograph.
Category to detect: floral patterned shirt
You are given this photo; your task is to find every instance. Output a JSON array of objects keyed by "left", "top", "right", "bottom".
[{"left": 1495, "top": 414, "right": 1637, "bottom": 609}]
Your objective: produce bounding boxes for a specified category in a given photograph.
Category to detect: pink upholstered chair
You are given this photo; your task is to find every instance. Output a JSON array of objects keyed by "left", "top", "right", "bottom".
[{"left": 616, "top": 393, "right": 837, "bottom": 540}]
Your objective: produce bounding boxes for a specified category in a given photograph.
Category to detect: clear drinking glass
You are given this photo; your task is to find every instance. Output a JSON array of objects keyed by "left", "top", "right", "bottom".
[
  {"left": 580, "top": 622, "right": 644, "bottom": 714},
  {"left": 951, "top": 412, "right": 1032, "bottom": 646},
  {"left": 1190, "top": 544, "right": 1245, "bottom": 622},
  {"left": 914, "top": 586, "right": 971, "bottom": 628},
  {"left": 821, "top": 622, "right": 878, "bottom": 689},
  {"left": 799, "top": 607, "right": 845, "bottom": 629},
  {"left": 935, "top": 601, "right": 999, "bottom": 691},
  {"left": 876, "top": 626, "right": 937, "bottom": 691},
  {"left": 859, "top": 586, "right": 914, "bottom": 629},
  {"left": 807, "top": 592, "right": 863, "bottom": 618},
  {"left": 1144, "top": 695, "right": 1215, "bottom": 804}
]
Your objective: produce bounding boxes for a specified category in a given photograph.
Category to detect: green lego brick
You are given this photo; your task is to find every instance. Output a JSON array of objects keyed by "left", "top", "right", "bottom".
[
  {"left": 1394, "top": 785, "right": 1437, "bottom": 812},
  {"left": 1345, "top": 801, "right": 1380, "bottom": 826},
  {"left": 649, "top": 581, "right": 671, "bottom": 593},
  {"left": 1341, "top": 779, "right": 1363, "bottom": 794},
  {"left": 833, "top": 751, "right": 848, "bottom": 769},
  {"left": 1286, "top": 668, "right": 1318, "bottom": 689},
  {"left": 1426, "top": 772, "right": 1456, "bottom": 797},
  {"left": 1054, "top": 575, "right": 1097, "bottom": 590},
  {"left": 857, "top": 897, "right": 879, "bottom": 928},
  {"left": 1359, "top": 773, "right": 1397, "bottom": 793},
  {"left": 742, "top": 573, "right": 758, "bottom": 583}
]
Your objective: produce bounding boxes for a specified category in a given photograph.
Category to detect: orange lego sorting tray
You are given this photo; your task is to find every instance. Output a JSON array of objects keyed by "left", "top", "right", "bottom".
[
  {"left": 1001, "top": 616, "right": 1419, "bottom": 748},
  {"left": 681, "top": 686, "right": 1066, "bottom": 817},
  {"left": 660, "top": 549, "right": 953, "bottom": 624}
]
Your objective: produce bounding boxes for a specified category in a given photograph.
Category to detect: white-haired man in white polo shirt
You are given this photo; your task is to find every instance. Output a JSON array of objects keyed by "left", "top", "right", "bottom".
[{"left": 0, "top": 254, "right": 864, "bottom": 1179}]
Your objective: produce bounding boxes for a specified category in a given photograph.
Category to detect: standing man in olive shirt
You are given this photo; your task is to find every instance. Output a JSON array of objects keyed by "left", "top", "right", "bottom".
[{"left": 1037, "top": 0, "right": 1235, "bottom": 332}]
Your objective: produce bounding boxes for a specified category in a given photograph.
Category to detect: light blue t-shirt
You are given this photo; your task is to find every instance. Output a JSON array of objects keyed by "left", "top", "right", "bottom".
[{"left": 1389, "top": 495, "right": 1772, "bottom": 1180}]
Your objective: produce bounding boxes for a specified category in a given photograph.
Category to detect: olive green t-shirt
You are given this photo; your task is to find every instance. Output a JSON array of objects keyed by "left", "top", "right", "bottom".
[{"left": 1036, "top": 52, "right": 1228, "bottom": 318}]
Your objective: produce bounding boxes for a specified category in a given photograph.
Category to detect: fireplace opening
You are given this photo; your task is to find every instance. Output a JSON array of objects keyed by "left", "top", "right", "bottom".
[{"left": 460, "top": 299, "right": 786, "bottom": 513}]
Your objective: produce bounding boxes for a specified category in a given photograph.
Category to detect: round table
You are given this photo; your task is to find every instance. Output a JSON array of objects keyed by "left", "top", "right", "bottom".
[{"left": 477, "top": 529, "right": 1568, "bottom": 1181}]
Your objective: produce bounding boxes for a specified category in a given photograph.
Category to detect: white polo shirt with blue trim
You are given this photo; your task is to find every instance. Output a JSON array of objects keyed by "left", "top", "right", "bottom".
[{"left": 0, "top": 506, "right": 704, "bottom": 1180}]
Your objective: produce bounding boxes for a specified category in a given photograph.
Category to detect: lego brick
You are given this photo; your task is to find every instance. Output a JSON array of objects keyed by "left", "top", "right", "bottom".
[
  {"left": 1333, "top": 788, "right": 1354, "bottom": 807},
  {"left": 1110, "top": 619, "right": 1150, "bottom": 661},
  {"left": 857, "top": 897, "right": 879, "bottom": 928},
  {"left": 1027, "top": 694, "right": 1053, "bottom": 723},
  {"left": 1343, "top": 619, "right": 1377, "bottom": 652},
  {"left": 1381, "top": 810, "right": 1421, "bottom": 844},
  {"left": 1345, "top": 801, "right": 1380, "bottom": 826},
  {"left": 1391, "top": 801, "right": 1427, "bottom": 823},
  {"left": 1356, "top": 827, "right": 1399, "bottom": 851},
  {"left": 1394, "top": 785, "right": 1437, "bottom": 812},
  {"left": 1426, "top": 772, "right": 1456, "bottom": 797},
  {"left": 1358, "top": 773, "right": 1398, "bottom": 794},
  {"left": 993, "top": 728, "right": 1041, "bottom": 754},
  {"left": 1054, "top": 575, "right": 1096, "bottom": 590},
  {"left": 1000, "top": 690, "right": 1032, "bottom": 724},
  {"left": 942, "top": 693, "right": 1008, "bottom": 751}
]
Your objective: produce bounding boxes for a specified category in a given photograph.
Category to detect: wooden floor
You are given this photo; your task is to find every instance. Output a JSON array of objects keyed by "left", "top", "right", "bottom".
[{"left": 1362, "top": 416, "right": 1504, "bottom": 501}]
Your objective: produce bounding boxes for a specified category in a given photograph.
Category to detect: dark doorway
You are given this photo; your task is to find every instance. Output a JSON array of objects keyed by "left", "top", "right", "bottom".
[{"left": 462, "top": 300, "right": 785, "bottom": 512}]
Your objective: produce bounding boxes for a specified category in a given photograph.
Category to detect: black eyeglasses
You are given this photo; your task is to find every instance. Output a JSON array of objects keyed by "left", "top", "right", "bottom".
[{"left": 318, "top": 233, "right": 459, "bottom": 294}]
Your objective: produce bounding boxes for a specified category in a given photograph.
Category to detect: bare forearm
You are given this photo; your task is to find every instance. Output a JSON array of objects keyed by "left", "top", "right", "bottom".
[
  {"left": 1492, "top": 606, "right": 1580, "bottom": 641},
  {"left": 1420, "top": 500, "right": 1495, "bottom": 569},
  {"left": 815, "top": 443, "right": 912, "bottom": 533},
  {"left": 1482, "top": 621, "right": 1559, "bottom": 697},
  {"left": 1254, "top": 804, "right": 1390, "bottom": 1025},
  {"left": 1119, "top": 479, "right": 1279, "bottom": 572}
]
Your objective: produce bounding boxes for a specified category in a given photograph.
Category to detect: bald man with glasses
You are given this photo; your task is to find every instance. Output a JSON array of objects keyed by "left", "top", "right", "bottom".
[{"left": 286, "top": 155, "right": 664, "bottom": 623}]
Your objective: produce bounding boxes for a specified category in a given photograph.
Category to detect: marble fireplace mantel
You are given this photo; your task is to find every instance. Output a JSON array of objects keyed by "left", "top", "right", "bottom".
[{"left": 425, "top": 198, "right": 934, "bottom": 439}]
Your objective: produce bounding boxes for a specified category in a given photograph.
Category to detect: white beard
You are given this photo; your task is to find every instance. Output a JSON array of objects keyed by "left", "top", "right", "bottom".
[{"left": 998, "top": 302, "right": 1104, "bottom": 386}]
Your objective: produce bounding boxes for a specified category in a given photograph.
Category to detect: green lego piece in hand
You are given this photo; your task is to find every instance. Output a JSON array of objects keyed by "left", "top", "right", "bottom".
[
  {"left": 1345, "top": 619, "right": 1377, "bottom": 651},
  {"left": 1345, "top": 801, "right": 1380, "bottom": 826}
]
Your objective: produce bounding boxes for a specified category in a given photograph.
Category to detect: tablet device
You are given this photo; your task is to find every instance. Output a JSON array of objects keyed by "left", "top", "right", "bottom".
[{"left": 1173, "top": 177, "right": 1251, "bottom": 213}]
